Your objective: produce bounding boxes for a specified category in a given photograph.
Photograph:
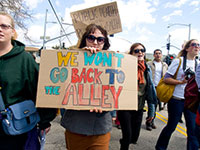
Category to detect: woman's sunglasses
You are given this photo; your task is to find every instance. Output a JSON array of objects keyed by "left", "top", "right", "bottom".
[
  {"left": 134, "top": 49, "right": 146, "bottom": 53},
  {"left": 190, "top": 43, "right": 200, "bottom": 47},
  {"left": 86, "top": 35, "right": 105, "bottom": 44}
]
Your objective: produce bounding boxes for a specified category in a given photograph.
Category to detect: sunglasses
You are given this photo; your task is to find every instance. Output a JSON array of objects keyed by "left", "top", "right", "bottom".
[
  {"left": 86, "top": 35, "right": 105, "bottom": 44},
  {"left": 0, "top": 24, "right": 12, "bottom": 30},
  {"left": 134, "top": 49, "right": 146, "bottom": 53},
  {"left": 190, "top": 43, "right": 200, "bottom": 47}
]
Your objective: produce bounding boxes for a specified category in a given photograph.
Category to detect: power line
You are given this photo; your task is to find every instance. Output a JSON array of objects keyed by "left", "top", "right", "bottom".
[{"left": 48, "top": 0, "right": 72, "bottom": 45}]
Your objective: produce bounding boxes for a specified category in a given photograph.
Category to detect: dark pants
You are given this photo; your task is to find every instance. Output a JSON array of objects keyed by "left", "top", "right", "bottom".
[
  {"left": 0, "top": 132, "right": 27, "bottom": 150},
  {"left": 195, "top": 125, "right": 200, "bottom": 147},
  {"left": 155, "top": 98, "right": 199, "bottom": 150},
  {"left": 118, "top": 110, "right": 143, "bottom": 150}
]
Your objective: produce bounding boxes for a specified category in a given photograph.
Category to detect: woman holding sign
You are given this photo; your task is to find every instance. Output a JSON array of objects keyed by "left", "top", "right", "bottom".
[
  {"left": 61, "top": 24, "right": 112, "bottom": 150},
  {"left": 118, "top": 43, "right": 157, "bottom": 150}
]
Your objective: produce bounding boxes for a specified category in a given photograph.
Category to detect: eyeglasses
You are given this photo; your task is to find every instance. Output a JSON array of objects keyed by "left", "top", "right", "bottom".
[
  {"left": 0, "top": 24, "right": 13, "bottom": 30},
  {"left": 134, "top": 49, "right": 146, "bottom": 53},
  {"left": 190, "top": 43, "right": 200, "bottom": 47},
  {"left": 86, "top": 35, "right": 105, "bottom": 44}
]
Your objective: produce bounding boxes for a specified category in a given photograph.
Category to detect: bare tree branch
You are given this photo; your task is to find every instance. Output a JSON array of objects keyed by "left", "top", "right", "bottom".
[{"left": 0, "top": 0, "right": 34, "bottom": 42}]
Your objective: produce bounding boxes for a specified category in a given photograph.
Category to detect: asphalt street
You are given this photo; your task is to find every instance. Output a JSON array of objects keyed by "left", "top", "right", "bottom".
[{"left": 45, "top": 108, "right": 187, "bottom": 150}]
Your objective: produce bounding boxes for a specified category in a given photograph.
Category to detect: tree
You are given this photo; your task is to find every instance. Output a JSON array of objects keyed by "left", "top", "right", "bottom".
[{"left": 0, "top": 0, "right": 33, "bottom": 40}]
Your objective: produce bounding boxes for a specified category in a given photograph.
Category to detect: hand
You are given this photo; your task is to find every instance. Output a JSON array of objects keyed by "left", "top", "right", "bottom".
[
  {"left": 180, "top": 78, "right": 188, "bottom": 84},
  {"left": 83, "top": 47, "right": 100, "bottom": 53},
  {"left": 146, "top": 117, "right": 153, "bottom": 122},
  {"left": 90, "top": 107, "right": 103, "bottom": 113},
  {"left": 112, "top": 117, "right": 116, "bottom": 121},
  {"left": 40, "top": 126, "right": 51, "bottom": 135}
]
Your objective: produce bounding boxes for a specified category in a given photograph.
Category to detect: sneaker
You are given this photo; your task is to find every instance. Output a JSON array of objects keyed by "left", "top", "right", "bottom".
[
  {"left": 151, "top": 123, "right": 157, "bottom": 129},
  {"left": 146, "top": 125, "right": 152, "bottom": 131}
]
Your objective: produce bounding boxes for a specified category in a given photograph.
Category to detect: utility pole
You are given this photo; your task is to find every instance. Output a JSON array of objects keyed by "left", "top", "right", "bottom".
[
  {"left": 167, "top": 34, "right": 171, "bottom": 55},
  {"left": 42, "top": 9, "right": 48, "bottom": 50}
]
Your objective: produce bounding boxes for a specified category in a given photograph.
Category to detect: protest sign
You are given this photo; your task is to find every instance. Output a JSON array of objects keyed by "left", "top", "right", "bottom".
[
  {"left": 70, "top": 1, "right": 122, "bottom": 39},
  {"left": 36, "top": 49, "right": 137, "bottom": 110}
]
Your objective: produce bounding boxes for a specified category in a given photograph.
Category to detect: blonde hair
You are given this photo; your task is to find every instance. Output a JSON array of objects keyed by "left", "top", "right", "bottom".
[
  {"left": 0, "top": 11, "right": 17, "bottom": 40},
  {"left": 177, "top": 39, "right": 198, "bottom": 58}
]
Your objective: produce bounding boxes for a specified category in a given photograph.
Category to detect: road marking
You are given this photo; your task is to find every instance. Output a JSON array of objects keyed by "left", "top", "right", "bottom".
[
  {"left": 144, "top": 107, "right": 187, "bottom": 137},
  {"left": 156, "top": 114, "right": 187, "bottom": 137}
]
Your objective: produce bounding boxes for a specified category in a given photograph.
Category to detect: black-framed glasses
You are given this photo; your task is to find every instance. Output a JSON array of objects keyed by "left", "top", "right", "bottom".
[
  {"left": 134, "top": 49, "right": 146, "bottom": 53},
  {"left": 86, "top": 35, "right": 105, "bottom": 44},
  {"left": 190, "top": 43, "right": 200, "bottom": 47},
  {"left": 0, "top": 24, "right": 12, "bottom": 30}
]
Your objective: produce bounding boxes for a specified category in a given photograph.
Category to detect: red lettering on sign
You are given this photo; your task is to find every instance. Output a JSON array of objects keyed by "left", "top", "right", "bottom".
[
  {"left": 62, "top": 83, "right": 77, "bottom": 105},
  {"left": 110, "top": 86, "right": 123, "bottom": 108}
]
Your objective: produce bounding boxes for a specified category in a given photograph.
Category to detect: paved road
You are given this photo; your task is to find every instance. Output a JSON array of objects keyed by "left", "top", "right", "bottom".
[{"left": 45, "top": 108, "right": 187, "bottom": 150}]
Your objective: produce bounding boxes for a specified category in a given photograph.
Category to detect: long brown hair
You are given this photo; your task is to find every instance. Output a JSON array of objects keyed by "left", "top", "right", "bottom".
[
  {"left": 177, "top": 39, "right": 198, "bottom": 58},
  {"left": 79, "top": 24, "right": 110, "bottom": 50}
]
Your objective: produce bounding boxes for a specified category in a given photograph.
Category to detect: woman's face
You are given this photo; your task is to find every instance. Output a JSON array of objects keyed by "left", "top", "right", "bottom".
[
  {"left": 86, "top": 29, "right": 105, "bottom": 50},
  {"left": 131, "top": 45, "right": 145, "bottom": 61},
  {"left": 0, "top": 15, "right": 14, "bottom": 43},
  {"left": 186, "top": 40, "right": 200, "bottom": 56}
]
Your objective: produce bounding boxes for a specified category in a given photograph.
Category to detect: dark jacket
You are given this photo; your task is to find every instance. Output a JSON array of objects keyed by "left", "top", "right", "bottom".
[
  {"left": 137, "top": 63, "right": 157, "bottom": 117},
  {"left": 0, "top": 40, "right": 56, "bottom": 133}
]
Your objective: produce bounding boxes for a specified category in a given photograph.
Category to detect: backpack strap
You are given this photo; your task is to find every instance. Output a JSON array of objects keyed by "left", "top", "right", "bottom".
[
  {"left": 183, "top": 55, "right": 198, "bottom": 71},
  {"left": 0, "top": 91, "right": 5, "bottom": 111},
  {"left": 183, "top": 55, "right": 187, "bottom": 71},
  {"left": 174, "top": 57, "right": 182, "bottom": 79}
]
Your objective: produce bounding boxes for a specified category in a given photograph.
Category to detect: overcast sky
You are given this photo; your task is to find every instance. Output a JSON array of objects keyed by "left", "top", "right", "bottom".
[{"left": 17, "top": 0, "right": 200, "bottom": 55}]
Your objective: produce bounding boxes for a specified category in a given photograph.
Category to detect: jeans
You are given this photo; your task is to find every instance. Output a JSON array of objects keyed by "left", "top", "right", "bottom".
[{"left": 155, "top": 98, "right": 199, "bottom": 150}]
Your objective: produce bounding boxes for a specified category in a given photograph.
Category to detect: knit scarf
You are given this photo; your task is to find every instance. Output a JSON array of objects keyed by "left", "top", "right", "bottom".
[{"left": 138, "top": 60, "right": 146, "bottom": 84}]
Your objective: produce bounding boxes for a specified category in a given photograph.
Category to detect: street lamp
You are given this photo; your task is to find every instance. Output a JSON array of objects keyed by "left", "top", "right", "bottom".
[{"left": 167, "top": 23, "right": 191, "bottom": 40}]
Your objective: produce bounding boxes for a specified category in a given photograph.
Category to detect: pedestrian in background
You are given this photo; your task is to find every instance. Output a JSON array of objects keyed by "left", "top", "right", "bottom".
[
  {"left": 61, "top": 24, "right": 112, "bottom": 150},
  {"left": 0, "top": 12, "right": 56, "bottom": 150},
  {"left": 118, "top": 43, "right": 157, "bottom": 150},
  {"left": 146, "top": 49, "right": 168, "bottom": 131},
  {"left": 155, "top": 39, "right": 200, "bottom": 150}
]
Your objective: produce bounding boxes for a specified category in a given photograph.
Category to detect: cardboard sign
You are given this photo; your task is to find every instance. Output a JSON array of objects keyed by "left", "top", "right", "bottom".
[
  {"left": 36, "top": 49, "right": 137, "bottom": 110},
  {"left": 70, "top": 1, "right": 122, "bottom": 39}
]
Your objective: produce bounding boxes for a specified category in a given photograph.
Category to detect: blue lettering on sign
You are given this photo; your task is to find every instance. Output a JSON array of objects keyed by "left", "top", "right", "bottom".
[
  {"left": 103, "top": 53, "right": 112, "bottom": 67},
  {"left": 50, "top": 67, "right": 68, "bottom": 83},
  {"left": 105, "top": 69, "right": 125, "bottom": 84},
  {"left": 105, "top": 69, "right": 118, "bottom": 84},
  {"left": 117, "top": 70, "right": 125, "bottom": 83},
  {"left": 113, "top": 53, "right": 124, "bottom": 67},
  {"left": 84, "top": 52, "right": 95, "bottom": 66},
  {"left": 94, "top": 52, "right": 103, "bottom": 66},
  {"left": 45, "top": 86, "right": 60, "bottom": 95},
  {"left": 50, "top": 67, "right": 59, "bottom": 83},
  {"left": 84, "top": 52, "right": 112, "bottom": 67}
]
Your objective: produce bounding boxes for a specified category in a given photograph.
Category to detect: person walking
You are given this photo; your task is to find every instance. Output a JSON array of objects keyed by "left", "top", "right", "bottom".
[
  {"left": 0, "top": 12, "right": 56, "bottom": 150},
  {"left": 155, "top": 39, "right": 200, "bottom": 150},
  {"left": 118, "top": 43, "right": 157, "bottom": 150},
  {"left": 61, "top": 24, "right": 112, "bottom": 150},
  {"left": 146, "top": 49, "right": 168, "bottom": 131}
]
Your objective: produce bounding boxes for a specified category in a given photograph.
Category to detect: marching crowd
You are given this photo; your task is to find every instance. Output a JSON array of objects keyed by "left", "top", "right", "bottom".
[{"left": 0, "top": 11, "right": 200, "bottom": 150}]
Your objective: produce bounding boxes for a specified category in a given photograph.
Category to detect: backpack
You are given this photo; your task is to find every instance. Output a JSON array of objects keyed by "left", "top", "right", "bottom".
[{"left": 184, "top": 75, "right": 200, "bottom": 113}]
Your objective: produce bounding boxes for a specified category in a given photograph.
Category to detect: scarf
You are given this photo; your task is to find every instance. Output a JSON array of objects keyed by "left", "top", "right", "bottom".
[{"left": 138, "top": 60, "right": 146, "bottom": 84}]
